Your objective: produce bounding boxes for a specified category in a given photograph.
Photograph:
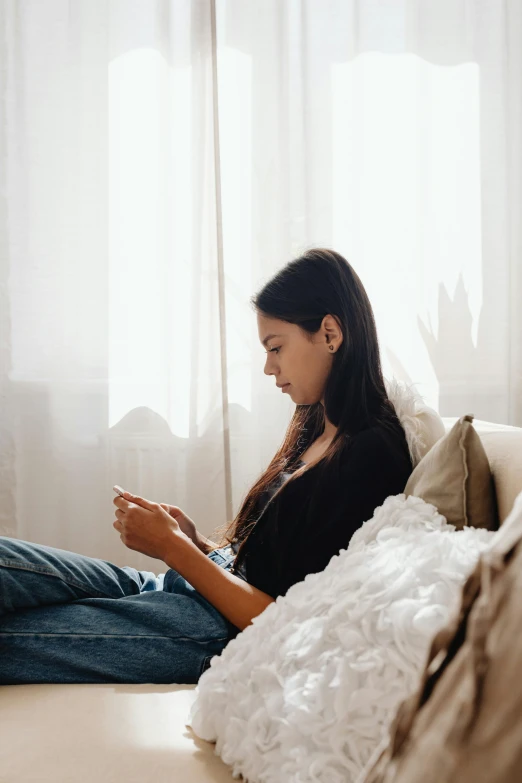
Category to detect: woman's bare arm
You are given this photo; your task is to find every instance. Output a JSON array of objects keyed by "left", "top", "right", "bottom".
[{"left": 162, "top": 536, "right": 275, "bottom": 631}]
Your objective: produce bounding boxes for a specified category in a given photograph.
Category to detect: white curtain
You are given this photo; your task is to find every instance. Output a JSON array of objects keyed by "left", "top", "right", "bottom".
[{"left": 1, "top": 0, "right": 521, "bottom": 568}]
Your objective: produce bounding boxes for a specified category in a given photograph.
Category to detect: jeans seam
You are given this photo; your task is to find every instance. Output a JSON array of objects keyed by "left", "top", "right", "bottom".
[
  {"left": 0, "top": 559, "right": 115, "bottom": 599},
  {"left": 0, "top": 632, "right": 231, "bottom": 643}
]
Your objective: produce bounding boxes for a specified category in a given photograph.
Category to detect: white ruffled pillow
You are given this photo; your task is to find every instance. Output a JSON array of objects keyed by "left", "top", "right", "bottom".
[
  {"left": 188, "top": 495, "right": 494, "bottom": 783},
  {"left": 384, "top": 377, "right": 445, "bottom": 467}
]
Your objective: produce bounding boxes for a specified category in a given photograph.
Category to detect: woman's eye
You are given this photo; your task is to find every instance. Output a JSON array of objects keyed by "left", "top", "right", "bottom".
[{"left": 267, "top": 347, "right": 280, "bottom": 354}]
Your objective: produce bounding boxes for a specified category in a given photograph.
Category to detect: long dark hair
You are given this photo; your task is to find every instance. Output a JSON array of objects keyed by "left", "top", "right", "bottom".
[{"left": 210, "top": 248, "right": 401, "bottom": 557}]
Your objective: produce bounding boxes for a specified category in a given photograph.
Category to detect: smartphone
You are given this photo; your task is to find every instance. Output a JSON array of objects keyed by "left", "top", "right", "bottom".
[{"left": 113, "top": 485, "right": 127, "bottom": 498}]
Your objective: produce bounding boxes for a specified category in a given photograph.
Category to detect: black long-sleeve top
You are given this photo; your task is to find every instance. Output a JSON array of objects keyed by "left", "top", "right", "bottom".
[{"left": 230, "top": 419, "right": 413, "bottom": 600}]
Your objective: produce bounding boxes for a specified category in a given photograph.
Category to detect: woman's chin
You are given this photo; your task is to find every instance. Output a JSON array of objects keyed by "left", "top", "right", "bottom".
[
  {"left": 284, "top": 388, "right": 317, "bottom": 405},
  {"left": 295, "top": 393, "right": 322, "bottom": 406},
  {"left": 289, "top": 391, "right": 309, "bottom": 405}
]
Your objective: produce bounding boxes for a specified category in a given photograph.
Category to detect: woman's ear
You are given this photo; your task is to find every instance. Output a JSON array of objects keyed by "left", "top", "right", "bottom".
[{"left": 322, "top": 314, "right": 344, "bottom": 350}]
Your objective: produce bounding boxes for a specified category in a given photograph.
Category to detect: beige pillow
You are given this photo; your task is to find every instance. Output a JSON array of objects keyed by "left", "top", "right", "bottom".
[{"left": 404, "top": 414, "right": 498, "bottom": 531}]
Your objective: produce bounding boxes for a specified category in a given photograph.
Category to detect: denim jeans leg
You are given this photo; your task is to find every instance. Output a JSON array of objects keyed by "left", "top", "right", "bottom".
[
  {"left": 0, "top": 570, "right": 236, "bottom": 685},
  {"left": 0, "top": 537, "right": 157, "bottom": 616}
]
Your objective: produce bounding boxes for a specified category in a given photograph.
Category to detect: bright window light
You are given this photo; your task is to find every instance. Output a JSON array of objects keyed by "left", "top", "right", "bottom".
[{"left": 332, "top": 53, "right": 481, "bottom": 408}]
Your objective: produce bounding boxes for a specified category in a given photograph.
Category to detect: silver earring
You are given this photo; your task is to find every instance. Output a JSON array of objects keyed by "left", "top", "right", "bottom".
[{"left": 329, "top": 345, "right": 334, "bottom": 352}]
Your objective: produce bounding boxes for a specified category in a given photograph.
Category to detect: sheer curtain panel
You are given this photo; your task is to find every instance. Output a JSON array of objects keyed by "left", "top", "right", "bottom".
[{"left": 0, "top": 0, "right": 520, "bottom": 565}]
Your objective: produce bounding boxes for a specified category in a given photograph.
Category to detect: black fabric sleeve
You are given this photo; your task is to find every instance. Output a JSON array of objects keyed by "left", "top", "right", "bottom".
[{"left": 273, "top": 426, "right": 413, "bottom": 598}]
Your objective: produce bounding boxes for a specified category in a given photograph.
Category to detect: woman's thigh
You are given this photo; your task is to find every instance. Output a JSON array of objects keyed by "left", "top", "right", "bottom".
[
  {"left": 0, "top": 537, "right": 159, "bottom": 616},
  {"left": 0, "top": 570, "right": 235, "bottom": 685}
]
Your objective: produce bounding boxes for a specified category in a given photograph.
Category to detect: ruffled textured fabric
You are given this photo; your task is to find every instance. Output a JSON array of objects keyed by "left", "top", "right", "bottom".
[
  {"left": 384, "top": 378, "right": 445, "bottom": 467},
  {"left": 188, "top": 494, "right": 494, "bottom": 783}
]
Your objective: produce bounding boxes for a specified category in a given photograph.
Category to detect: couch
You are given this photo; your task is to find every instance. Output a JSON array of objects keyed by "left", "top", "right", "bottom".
[{"left": 2, "top": 418, "right": 522, "bottom": 783}]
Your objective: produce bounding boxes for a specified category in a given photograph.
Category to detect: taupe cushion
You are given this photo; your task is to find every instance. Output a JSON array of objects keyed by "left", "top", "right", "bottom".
[{"left": 404, "top": 415, "right": 498, "bottom": 531}]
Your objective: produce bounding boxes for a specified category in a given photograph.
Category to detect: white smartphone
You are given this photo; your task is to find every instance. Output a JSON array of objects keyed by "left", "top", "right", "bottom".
[{"left": 113, "top": 485, "right": 127, "bottom": 498}]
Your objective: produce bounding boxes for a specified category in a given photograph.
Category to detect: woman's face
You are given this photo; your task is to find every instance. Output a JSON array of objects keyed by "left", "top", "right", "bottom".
[{"left": 257, "top": 313, "right": 343, "bottom": 405}]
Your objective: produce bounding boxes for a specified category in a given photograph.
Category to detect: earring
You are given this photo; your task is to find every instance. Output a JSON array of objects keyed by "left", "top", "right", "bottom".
[{"left": 329, "top": 345, "right": 334, "bottom": 352}]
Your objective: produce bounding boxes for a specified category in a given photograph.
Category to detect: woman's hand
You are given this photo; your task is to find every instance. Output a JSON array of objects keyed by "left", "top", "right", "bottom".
[
  {"left": 159, "top": 505, "right": 214, "bottom": 554},
  {"left": 113, "top": 492, "right": 192, "bottom": 561},
  {"left": 157, "top": 504, "right": 199, "bottom": 547}
]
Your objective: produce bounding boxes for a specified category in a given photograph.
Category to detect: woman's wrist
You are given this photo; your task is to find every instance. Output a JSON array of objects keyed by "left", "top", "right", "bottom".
[
  {"left": 195, "top": 530, "right": 213, "bottom": 555},
  {"left": 162, "top": 530, "right": 197, "bottom": 571}
]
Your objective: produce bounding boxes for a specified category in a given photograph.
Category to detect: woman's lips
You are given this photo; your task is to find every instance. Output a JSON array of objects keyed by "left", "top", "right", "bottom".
[{"left": 281, "top": 383, "right": 290, "bottom": 392}]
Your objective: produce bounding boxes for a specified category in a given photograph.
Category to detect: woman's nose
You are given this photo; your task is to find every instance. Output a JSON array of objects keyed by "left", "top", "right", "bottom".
[{"left": 264, "top": 355, "right": 274, "bottom": 376}]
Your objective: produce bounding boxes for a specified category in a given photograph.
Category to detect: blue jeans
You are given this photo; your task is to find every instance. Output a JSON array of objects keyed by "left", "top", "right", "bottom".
[{"left": 0, "top": 537, "right": 240, "bottom": 685}]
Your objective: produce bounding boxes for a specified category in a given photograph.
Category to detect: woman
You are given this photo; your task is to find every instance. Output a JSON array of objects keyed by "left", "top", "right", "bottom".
[{"left": 0, "top": 249, "right": 412, "bottom": 685}]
